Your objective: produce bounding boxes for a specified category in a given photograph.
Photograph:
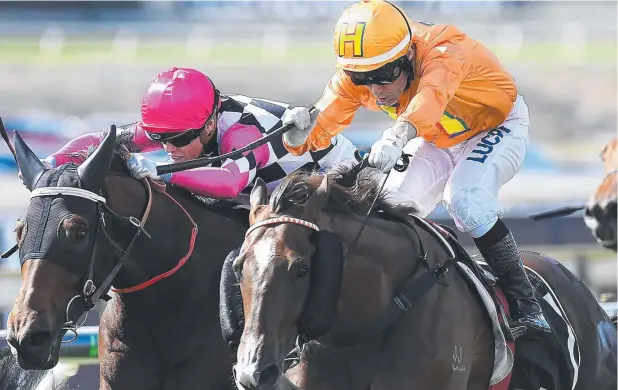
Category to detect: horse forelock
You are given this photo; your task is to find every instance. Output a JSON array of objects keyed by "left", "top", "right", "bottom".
[{"left": 268, "top": 162, "right": 418, "bottom": 218}]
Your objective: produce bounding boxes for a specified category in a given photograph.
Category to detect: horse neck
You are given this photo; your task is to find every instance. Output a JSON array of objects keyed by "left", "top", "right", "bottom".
[
  {"left": 324, "top": 212, "right": 426, "bottom": 310},
  {"left": 102, "top": 176, "right": 231, "bottom": 304}
]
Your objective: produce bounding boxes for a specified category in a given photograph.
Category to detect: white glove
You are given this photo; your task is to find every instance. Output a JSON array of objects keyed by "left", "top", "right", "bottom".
[
  {"left": 368, "top": 121, "right": 416, "bottom": 173},
  {"left": 368, "top": 136, "right": 404, "bottom": 173},
  {"left": 282, "top": 107, "right": 320, "bottom": 147},
  {"left": 127, "top": 154, "right": 171, "bottom": 182}
]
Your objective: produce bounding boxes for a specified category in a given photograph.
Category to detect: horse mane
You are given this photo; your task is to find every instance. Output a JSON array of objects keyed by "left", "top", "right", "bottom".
[{"left": 269, "top": 161, "right": 418, "bottom": 218}]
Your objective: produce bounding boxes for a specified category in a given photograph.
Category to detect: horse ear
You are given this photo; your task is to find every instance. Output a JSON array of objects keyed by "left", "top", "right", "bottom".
[
  {"left": 77, "top": 125, "right": 116, "bottom": 192},
  {"left": 13, "top": 131, "right": 46, "bottom": 191},
  {"left": 249, "top": 178, "right": 268, "bottom": 225},
  {"left": 305, "top": 174, "right": 330, "bottom": 213},
  {"left": 250, "top": 178, "right": 268, "bottom": 211}
]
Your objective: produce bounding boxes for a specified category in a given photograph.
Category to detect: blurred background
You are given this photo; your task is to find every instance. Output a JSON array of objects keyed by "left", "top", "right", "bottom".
[{"left": 0, "top": 1, "right": 615, "bottom": 388}]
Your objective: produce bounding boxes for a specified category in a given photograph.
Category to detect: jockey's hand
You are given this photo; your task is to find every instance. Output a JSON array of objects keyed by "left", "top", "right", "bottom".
[
  {"left": 282, "top": 107, "right": 321, "bottom": 147},
  {"left": 127, "top": 154, "right": 171, "bottom": 182},
  {"left": 368, "top": 137, "right": 404, "bottom": 173},
  {"left": 369, "top": 121, "right": 416, "bottom": 173}
]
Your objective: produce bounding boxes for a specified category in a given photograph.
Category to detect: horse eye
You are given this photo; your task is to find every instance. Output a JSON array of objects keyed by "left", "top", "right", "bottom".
[
  {"left": 296, "top": 267, "right": 308, "bottom": 279},
  {"left": 67, "top": 226, "right": 87, "bottom": 243},
  {"left": 74, "top": 229, "right": 87, "bottom": 242}
]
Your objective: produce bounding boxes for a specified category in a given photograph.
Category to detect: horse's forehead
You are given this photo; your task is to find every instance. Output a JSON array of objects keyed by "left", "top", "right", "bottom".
[
  {"left": 249, "top": 224, "right": 300, "bottom": 271},
  {"left": 252, "top": 235, "right": 279, "bottom": 270},
  {"left": 34, "top": 167, "right": 79, "bottom": 189},
  {"left": 57, "top": 169, "right": 80, "bottom": 187}
]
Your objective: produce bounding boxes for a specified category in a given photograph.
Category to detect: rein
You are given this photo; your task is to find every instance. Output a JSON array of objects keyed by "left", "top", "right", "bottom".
[
  {"left": 112, "top": 187, "right": 198, "bottom": 293},
  {"left": 244, "top": 153, "right": 459, "bottom": 366},
  {"left": 18, "top": 177, "right": 198, "bottom": 342},
  {"left": 25, "top": 180, "right": 153, "bottom": 340}
]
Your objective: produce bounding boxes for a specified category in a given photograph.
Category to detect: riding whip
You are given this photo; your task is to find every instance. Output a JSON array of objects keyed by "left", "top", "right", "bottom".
[
  {"left": 529, "top": 205, "right": 585, "bottom": 221},
  {"left": 156, "top": 106, "right": 316, "bottom": 176}
]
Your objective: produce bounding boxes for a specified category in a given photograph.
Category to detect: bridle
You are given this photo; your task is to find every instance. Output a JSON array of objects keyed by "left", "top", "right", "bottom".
[
  {"left": 245, "top": 216, "right": 319, "bottom": 237},
  {"left": 244, "top": 153, "right": 412, "bottom": 264},
  {"left": 3, "top": 174, "right": 199, "bottom": 343},
  {"left": 241, "top": 159, "right": 438, "bottom": 369},
  {"left": 26, "top": 180, "right": 154, "bottom": 342}
]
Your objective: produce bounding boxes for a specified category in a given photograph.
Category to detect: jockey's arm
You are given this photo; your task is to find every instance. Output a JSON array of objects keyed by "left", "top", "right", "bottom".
[
  {"left": 44, "top": 123, "right": 160, "bottom": 167},
  {"left": 166, "top": 123, "right": 270, "bottom": 199},
  {"left": 394, "top": 43, "right": 470, "bottom": 144},
  {"left": 283, "top": 72, "right": 362, "bottom": 156}
]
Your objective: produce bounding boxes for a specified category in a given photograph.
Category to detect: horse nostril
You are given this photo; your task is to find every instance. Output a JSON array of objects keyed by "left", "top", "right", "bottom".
[
  {"left": 23, "top": 331, "right": 52, "bottom": 350},
  {"left": 257, "top": 363, "right": 281, "bottom": 387}
]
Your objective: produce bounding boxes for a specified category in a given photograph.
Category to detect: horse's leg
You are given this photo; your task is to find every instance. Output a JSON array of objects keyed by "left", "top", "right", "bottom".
[
  {"left": 160, "top": 335, "right": 235, "bottom": 390},
  {"left": 284, "top": 342, "right": 378, "bottom": 390},
  {"left": 161, "top": 353, "right": 233, "bottom": 390},
  {"left": 277, "top": 376, "right": 301, "bottom": 390},
  {"left": 99, "top": 298, "right": 162, "bottom": 390}
]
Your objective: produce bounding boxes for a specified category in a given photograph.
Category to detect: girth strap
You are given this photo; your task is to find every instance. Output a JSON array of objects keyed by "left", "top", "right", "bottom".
[{"left": 329, "top": 214, "right": 458, "bottom": 347}]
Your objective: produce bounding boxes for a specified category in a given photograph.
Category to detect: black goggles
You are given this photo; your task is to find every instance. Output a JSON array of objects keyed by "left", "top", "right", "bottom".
[
  {"left": 145, "top": 88, "right": 221, "bottom": 148},
  {"left": 344, "top": 56, "right": 408, "bottom": 86},
  {"left": 145, "top": 128, "right": 202, "bottom": 148}
]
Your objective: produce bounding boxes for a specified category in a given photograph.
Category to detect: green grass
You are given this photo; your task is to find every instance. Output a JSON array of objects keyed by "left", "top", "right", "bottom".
[
  {"left": 0, "top": 39, "right": 615, "bottom": 65},
  {"left": 58, "top": 357, "right": 99, "bottom": 365}
]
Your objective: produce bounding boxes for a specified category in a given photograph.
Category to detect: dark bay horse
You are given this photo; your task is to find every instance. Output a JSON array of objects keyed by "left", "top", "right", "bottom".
[
  {"left": 226, "top": 165, "right": 616, "bottom": 390},
  {"left": 585, "top": 137, "right": 617, "bottom": 251},
  {"left": 2, "top": 128, "right": 247, "bottom": 389}
]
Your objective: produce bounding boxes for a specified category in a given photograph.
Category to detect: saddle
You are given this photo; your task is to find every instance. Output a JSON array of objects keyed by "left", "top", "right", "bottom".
[
  {"left": 217, "top": 198, "right": 580, "bottom": 390},
  {"left": 423, "top": 219, "right": 581, "bottom": 390}
]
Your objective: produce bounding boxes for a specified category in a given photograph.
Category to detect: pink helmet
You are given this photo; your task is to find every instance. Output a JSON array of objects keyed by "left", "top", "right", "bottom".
[{"left": 140, "top": 67, "right": 219, "bottom": 134}]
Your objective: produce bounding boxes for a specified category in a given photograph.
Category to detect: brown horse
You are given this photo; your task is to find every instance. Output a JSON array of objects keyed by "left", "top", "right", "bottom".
[
  {"left": 585, "top": 138, "right": 618, "bottom": 251},
  {"left": 224, "top": 165, "right": 616, "bottom": 390},
  {"left": 2, "top": 128, "right": 247, "bottom": 389}
]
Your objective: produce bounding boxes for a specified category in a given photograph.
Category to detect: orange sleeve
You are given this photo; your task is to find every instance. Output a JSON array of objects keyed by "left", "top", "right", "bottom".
[
  {"left": 284, "top": 71, "right": 362, "bottom": 155},
  {"left": 399, "top": 41, "right": 470, "bottom": 137}
]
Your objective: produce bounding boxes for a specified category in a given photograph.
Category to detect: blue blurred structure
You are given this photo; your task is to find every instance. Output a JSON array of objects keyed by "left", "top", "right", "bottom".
[
  {"left": 0, "top": 114, "right": 561, "bottom": 174},
  {"left": 0, "top": 115, "right": 69, "bottom": 173}
]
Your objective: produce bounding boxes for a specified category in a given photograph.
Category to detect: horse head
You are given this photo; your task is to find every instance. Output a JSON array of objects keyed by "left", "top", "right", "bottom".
[
  {"left": 5, "top": 127, "right": 140, "bottom": 370},
  {"left": 230, "top": 173, "right": 344, "bottom": 390},
  {"left": 584, "top": 138, "right": 617, "bottom": 251}
]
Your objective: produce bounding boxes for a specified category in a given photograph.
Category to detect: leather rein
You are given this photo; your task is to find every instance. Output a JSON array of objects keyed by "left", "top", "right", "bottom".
[{"left": 4, "top": 178, "right": 197, "bottom": 343}]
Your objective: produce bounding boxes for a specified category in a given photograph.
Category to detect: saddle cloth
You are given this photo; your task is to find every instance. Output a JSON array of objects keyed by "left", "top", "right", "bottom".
[{"left": 425, "top": 220, "right": 581, "bottom": 390}]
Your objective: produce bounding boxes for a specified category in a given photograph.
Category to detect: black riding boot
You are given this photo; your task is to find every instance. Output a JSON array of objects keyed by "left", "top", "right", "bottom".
[{"left": 474, "top": 219, "right": 551, "bottom": 337}]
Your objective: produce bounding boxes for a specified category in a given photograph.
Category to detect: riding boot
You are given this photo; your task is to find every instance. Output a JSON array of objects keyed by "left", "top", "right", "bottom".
[{"left": 474, "top": 219, "right": 551, "bottom": 337}]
